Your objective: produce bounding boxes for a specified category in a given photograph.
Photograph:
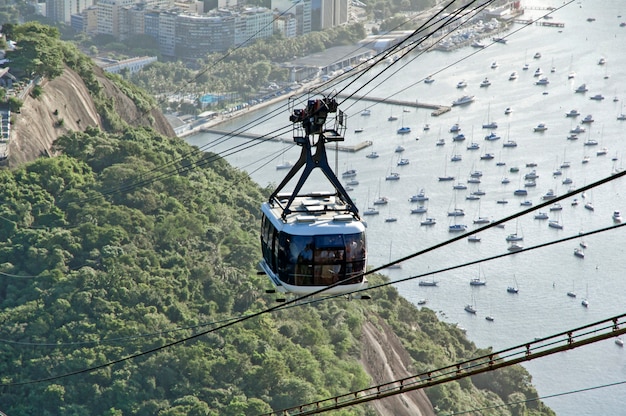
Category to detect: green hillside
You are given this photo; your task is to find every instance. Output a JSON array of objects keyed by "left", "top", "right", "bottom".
[{"left": 0, "top": 22, "right": 554, "bottom": 416}]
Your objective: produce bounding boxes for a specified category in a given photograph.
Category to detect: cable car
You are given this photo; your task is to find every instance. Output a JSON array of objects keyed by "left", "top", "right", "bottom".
[{"left": 259, "top": 95, "right": 368, "bottom": 296}]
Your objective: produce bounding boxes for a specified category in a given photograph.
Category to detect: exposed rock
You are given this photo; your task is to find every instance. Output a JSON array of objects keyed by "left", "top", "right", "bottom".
[
  {"left": 361, "top": 319, "right": 436, "bottom": 416},
  {"left": 7, "top": 65, "right": 174, "bottom": 167}
]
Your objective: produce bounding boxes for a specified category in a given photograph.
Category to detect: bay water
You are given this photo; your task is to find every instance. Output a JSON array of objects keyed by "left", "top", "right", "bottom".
[{"left": 186, "top": 1, "right": 626, "bottom": 413}]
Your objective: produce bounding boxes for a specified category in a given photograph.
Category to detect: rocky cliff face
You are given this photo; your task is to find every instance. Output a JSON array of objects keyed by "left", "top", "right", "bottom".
[{"left": 7, "top": 65, "right": 175, "bottom": 167}]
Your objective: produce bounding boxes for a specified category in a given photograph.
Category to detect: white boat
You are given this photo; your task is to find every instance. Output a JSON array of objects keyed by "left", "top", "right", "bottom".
[
  {"left": 469, "top": 277, "right": 486, "bottom": 286},
  {"left": 449, "top": 224, "right": 467, "bottom": 232},
  {"left": 584, "top": 139, "right": 598, "bottom": 146},
  {"left": 542, "top": 189, "right": 557, "bottom": 200},
  {"left": 618, "top": 113, "right": 626, "bottom": 121},
  {"left": 453, "top": 182, "right": 467, "bottom": 190},
  {"left": 448, "top": 208, "right": 465, "bottom": 217},
  {"left": 411, "top": 205, "right": 428, "bottom": 214},
  {"left": 418, "top": 278, "right": 438, "bottom": 286},
  {"left": 363, "top": 207, "right": 379, "bottom": 216},
  {"left": 276, "top": 161, "right": 293, "bottom": 170},
  {"left": 548, "top": 220, "right": 563, "bottom": 229},
  {"left": 612, "top": 210, "right": 622, "bottom": 223},
  {"left": 506, "top": 233, "right": 523, "bottom": 242},
  {"left": 504, "top": 107, "right": 513, "bottom": 114},
  {"left": 417, "top": 299, "right": 427, "bottom": 305},
  {"left": 449, "top": 123, "right": 461, "bottom": 133},
  {"left": 574, "top": 248, "right": 585, "bottom": 258},
  {"left": 490, "top": 61, "right": 498, "bottom": 69},
  {"left": 484, "top": 132, "right": 500, "bottom": 140},
  {"left": 366, "top": 151, "right": 379, "bottom": 159},
  {"left": 361, "top": 109, "right": 371, "bottom": 116},
  {"left": 451, "top": 154, "right": 462, "bottom": 162},
  {"left": 535, "top": 77, "right": 549, "bottom": 85},
  {"left": 385, "top": 172, "right": 400, "bottom": 180},
  {"left": 503, "top": 140, "right": 517, "bottom": 148},
  {"left": 533, "top": 52, "right": 542, "bottom": 59},
  {"left": 466, "top": 142, "right": 480, "bottom": 150},
  {"left": 507, "top": 243, "right": 523, "bottom": 252},
  {"left": 464, "top": 304, "right": 477, "bottom": 314},
  {"left": 598, "top": 57, "right": 606, "bottom": 65},
  {"left": 420, "top": 217, "right": 436, "bottom": 226},
  {"left": 565, "top": 109, "right": 580, "bottom": 117},
  {"left": 534, "top": 212, "right": 549, "bottom": 220},
  {"left": 509, "top": 72, "right": 518, "bottom": 80},
  {"left": 581, "top": 114, "right": 594, "bottom": 123},
  {"left": 533, "top": 67, "right": 543, "bottom": 77},
  {"left": 452, "top": 95, "right": 475, "bottom": 106},
  {"left": 520, "top": 200, "right": 532, "bottom": 206},
  {"left": 354, "top": 128, "right": 364, "bottom": 133},
  {"left": 468, "top": 235, "right": 481, "bottom": 243},
  {"left": 570, "top": 125, "right": 585, "bottom": 134},
  {"left": 388, "top": 115, "right": 398, "bottom": 121},
  {"left": 409, "top": 189, "right": 429, "bottom": 202},
  {"left": 480, "top": 153, "right": 495, "bottom": 160},
  {"left": 436, "top": 138, "right": 445, "bottom": 146},
  {"left": 575, "top": 84, "right": 588, "bottom": 93},
  {"left": 507, "top": 286, "right": 519, "bottom": 293},
  {"left": 424, "top": 75, "right": 435, "bottom": 84},
  {"left": 480, "top": 77, "right": 491, "bottom": 87},
  {"left": 550, "top": 203, "right": 562, "bottom": 211},
  {"left": 616, "top": 338, "right": 624, "bottom": 347},
  {"left": 373, "top": 196, "right": 388, "bottom": 205},
  {"left": 590, "top": 94, "right": 605, "bottom": 101},
  {"left": 596, "top": 147, "right": 608, "bottom": 156},
  {"left": 456, "top": 80, "right": 468, "bottom": 88},
  {"left": 395, "top": 145, "right": 405, "bottom": 153},
  {"left": 341, "top": 169, "right": 357, "bottom": 178},
  {"left": 584, "top": 202, "right": 594, "bottom": 211},
  {"left": 534, "top": 123, "right": 548, "bottom": 132},
  {"left": 485, "top": 315, "right": 495, "bottom": 322},
  {"left": 466, "top": 194, "right": 480, "bottom": 201}
]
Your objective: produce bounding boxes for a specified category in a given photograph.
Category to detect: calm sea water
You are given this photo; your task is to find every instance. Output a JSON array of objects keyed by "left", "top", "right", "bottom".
[{"left": 187, "top": 1, "right": 626, "bottom": 413}]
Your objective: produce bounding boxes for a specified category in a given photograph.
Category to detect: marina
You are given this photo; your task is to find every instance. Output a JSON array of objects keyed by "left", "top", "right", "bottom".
[{"left": 187, "top": 1, "right": 626, "bottom": 414}]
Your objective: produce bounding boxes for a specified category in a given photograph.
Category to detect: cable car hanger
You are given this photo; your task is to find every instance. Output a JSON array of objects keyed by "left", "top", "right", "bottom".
[{"left": 268, "top": 94, "right": 359, "bottom": 220}]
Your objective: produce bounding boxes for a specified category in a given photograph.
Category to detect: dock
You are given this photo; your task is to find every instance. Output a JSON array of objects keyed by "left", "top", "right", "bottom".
[
  {"left": 201, "top": 129, "right": 373, "bottom": 152},
  {"left": 337, "top": 94, "right": 451, "bottom": 116}
]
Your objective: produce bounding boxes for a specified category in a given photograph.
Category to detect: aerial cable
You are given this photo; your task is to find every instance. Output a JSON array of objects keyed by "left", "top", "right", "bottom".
[
  {"left": 332, "top": 0, "right": 494, "bottom": 107},
  {"left": 446, "top": 379, "right": 626, "bottom": 415},
  {"left": 78, "top": 1, "right": 477, "bottom": 202},
  {"left": 263, "top": 314, "right": 626, "bottom": 415},
  {"left": 4, "top": 172, "right": 623, "bottom": 386}
]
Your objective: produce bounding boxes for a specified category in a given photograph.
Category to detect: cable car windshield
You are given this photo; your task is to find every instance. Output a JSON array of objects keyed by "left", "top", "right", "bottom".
[{"left": 277, "top": 232, "right": 366, "bottom": 287}]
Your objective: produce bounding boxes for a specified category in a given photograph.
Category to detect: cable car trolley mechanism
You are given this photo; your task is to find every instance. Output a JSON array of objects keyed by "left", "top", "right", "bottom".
[{"left": 259, "top": 95, "right": 369, "bottom": 297}]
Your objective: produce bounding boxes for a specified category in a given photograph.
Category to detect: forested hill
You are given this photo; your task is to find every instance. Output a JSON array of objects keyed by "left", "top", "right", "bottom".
[
  {"left": 0, "top": 23, "right": 554, "bottom": 416},
  {"left": 2, "top": 22, "right": 174, "bottom": 167}
]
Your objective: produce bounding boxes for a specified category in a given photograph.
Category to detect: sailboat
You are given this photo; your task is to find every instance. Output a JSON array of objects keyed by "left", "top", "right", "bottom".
[
  {"left": 396, "top": 111, "right": 411, "bottom": 134},
  {"left": 386, "top": 242, "right": 401, "bottom": 269},
  {"left": 505, "top": 220, "right": 523, "bottom": 241},
  {"left": 438, "top": 158, "right": 455, "bottom": 181},
  {"left": 473, "top": 200, "right": 490, "bottom": 224},
  {"left": 507, "top": 275, "right": 519, "bottom": 293},
  {"left": 465, "top": 293, "right": 477, "bottom": 314},
  {"left": 581, "top": 284, "right": 589, "bottom": 307},
  {"left": 362, "top": 189, "right": 379, "bottom": 216},
  {"left": 482, "top": 104, "right": 497, "bottom": 129}
]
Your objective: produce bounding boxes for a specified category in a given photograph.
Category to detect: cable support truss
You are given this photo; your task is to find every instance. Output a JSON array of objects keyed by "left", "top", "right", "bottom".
[{"left": 263, "top": 313, "right": 626, "bottom": 415}]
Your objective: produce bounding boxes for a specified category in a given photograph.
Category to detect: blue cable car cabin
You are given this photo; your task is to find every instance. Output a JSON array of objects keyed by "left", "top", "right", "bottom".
[
  {"left": 259, "top": 95, "right": 368, "bottom": 296},
  {"left": 260, "top": 193, "right": 368, "bottom": 295}
]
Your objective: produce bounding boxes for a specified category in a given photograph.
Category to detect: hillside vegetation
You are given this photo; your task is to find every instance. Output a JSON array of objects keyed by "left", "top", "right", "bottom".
[{"left": 0, "top": 22, "right": 555, "bottom": 416}]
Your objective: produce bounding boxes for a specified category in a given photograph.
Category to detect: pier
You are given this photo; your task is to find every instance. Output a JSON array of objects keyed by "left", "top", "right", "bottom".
[
  {"left": 201, "top": 129, "right": 373, "bottom": 152},
  {"left": 337, "top": 94, "right": 451, "bottom": 117}
]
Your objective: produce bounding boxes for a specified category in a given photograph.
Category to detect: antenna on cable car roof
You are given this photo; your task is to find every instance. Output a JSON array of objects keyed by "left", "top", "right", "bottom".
[{"left": 268, "top": 94, "right": 359, "bottom": 220}]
